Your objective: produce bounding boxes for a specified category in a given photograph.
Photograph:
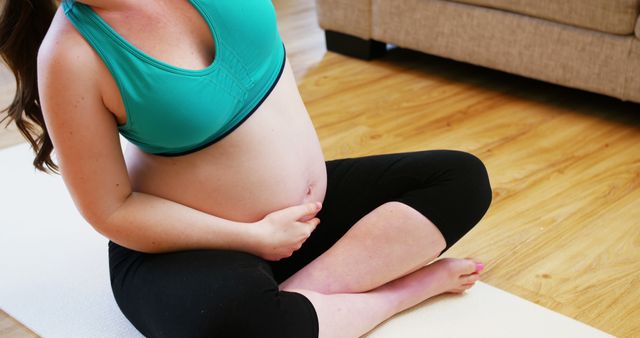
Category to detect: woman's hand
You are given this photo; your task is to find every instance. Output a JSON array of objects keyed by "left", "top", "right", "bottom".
[{"left": 250, "top": 202, "right": 322, "bottom": 261}]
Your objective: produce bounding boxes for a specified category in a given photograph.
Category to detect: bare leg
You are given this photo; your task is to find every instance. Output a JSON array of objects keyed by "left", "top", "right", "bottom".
[
  {"left": 284, "top": 258, "right": 482, "bottom": 338},
  {"left": 281, "top": 202, "right": 448, "bottom": 293}
]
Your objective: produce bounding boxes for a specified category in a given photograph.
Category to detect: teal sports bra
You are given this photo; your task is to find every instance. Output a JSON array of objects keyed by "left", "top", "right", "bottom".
[{"left": 61, "top": 0, "right": 286, "bottom": 156}]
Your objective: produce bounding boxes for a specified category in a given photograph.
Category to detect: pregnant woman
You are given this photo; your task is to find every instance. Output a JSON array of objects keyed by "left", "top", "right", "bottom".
[{"left": 1, "top": 0, "right": 492, "bottom": 337}]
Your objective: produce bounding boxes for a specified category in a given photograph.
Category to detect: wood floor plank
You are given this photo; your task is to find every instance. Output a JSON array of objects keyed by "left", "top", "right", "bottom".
[{"left": 0, "top": 310, "right": 38, "bottom": 338}]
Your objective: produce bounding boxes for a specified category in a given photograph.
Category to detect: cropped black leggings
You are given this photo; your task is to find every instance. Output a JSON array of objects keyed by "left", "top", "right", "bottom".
[{"left": 108, "top": 150, "right": 492, "bottom": 338}]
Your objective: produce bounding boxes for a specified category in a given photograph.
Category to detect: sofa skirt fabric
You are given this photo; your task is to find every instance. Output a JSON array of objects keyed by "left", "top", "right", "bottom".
[
  {"left": 316, "top": 0, "right": 372, "bottom": 40},
  {"left": 448, "top": 0, "right": 640, "bottom": 35},
  {"left": 371, "top": 0, "right": 640, "bottom": 103}
]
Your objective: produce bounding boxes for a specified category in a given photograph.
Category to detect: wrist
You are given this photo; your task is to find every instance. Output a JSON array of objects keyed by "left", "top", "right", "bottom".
[{"left": 240, "top": 220, "right": 266, "bottom": 256}]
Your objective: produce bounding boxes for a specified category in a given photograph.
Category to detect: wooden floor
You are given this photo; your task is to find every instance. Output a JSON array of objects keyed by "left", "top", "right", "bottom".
[{"left": 2, "top": 0, "right": 639, "bottom": 337}]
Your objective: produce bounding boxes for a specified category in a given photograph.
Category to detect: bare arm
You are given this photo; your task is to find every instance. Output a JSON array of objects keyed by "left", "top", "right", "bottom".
[
  {"left": 37, "top": 26, "right": 319, "bottom": 256},
  {"left": 36, "top": 32, "right": 259, "bottom": 253},
  {"left": 102, "top": 193, "right": 257, "bottom": 254}
]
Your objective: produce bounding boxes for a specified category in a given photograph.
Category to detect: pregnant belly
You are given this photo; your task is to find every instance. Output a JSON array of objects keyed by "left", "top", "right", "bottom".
[
  {"left": 123, "top": 88, "right": 327, "bottom": 223},
  {"left": 125, "top": 129, "right": 327, "bottom": 222},
  {"left": 138, "top": 156, "right": 325, "bottom": 223}
]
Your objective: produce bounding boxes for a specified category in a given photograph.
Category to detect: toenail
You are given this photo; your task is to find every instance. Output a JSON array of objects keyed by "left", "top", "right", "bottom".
[{"left": 476, "top": 262, "right": 485, "bottom": 272}]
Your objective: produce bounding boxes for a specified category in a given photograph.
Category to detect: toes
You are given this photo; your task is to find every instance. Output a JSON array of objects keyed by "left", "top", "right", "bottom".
[
  {"left": 448, "top": 283, "right": 475, "bottom": 294},
  {"left": 456, "top": 259, "right": 478, "bottom": 275},
  {"left": 438, "top": 258, "right": 486, "bottom": 278},
  {"left": 460, "top": 272, "right": 481, "bottom": 284},
  {"left": 462, "top": 257, "right": 485, "bottom": 274}
]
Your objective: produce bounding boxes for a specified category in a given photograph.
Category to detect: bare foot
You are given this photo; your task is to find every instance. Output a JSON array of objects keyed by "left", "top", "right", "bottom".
[{"left": 376, "top": 258, "right": 484, "bottom": 313}]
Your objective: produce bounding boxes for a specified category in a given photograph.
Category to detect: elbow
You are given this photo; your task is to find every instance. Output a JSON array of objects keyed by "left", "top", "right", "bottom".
[
  {"left": 78, "top": 207, "right": 116, "bottom": 237},
  {"left": 76, "top": 197, "right": 128, "bottom": 238},
  {"left": 80, "top": 204, "right": 134, "bottom": 249},
  {"left": 78, "top": 193, "right": 159, "bottom": 253}
]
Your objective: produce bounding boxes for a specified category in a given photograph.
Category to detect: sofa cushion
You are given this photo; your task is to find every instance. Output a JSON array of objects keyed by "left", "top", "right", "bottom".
[
  {"left": 636, "top": 15, "right": 640, "bottom": 38},
  {"left": 372, "top": 0, "right": 640, "bottom": 102},
  {"left": 449, "top": 0, "right": 640, "bottom": 35}
]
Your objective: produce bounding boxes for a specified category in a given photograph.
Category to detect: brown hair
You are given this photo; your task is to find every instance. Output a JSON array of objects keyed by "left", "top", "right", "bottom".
[{"left": 0, "top": 0, "right": 59, "bottom": 174}]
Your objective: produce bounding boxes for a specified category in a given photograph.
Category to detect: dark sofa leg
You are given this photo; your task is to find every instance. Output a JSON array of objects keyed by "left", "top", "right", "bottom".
[{"left": 324, "top": 30, "right": 387, "bottom": 60}]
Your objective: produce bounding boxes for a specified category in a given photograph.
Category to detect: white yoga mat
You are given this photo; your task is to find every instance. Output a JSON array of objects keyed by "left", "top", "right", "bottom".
[{"left": 0, "top": 142, "right": 614, "bottom": 338}]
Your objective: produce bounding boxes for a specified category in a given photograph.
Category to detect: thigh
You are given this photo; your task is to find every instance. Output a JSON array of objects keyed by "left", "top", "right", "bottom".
[
  {"left": 268, "top": 150, "right": 492, "bottom": 282},
  {"left": 108, "top": 241, "right": 318, "bottom": 338}
]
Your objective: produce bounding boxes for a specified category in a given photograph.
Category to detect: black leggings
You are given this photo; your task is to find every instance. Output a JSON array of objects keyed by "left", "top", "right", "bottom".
[{"left": 108, "top": 150, "right": 492, "bottom": 338}]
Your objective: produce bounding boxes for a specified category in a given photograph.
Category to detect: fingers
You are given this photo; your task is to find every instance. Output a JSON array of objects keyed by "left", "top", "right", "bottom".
[
  {"left": 283, "top": 202, "right": 322, "bottom": 220},
  {"left": 291, "top": 218, "right": 320, "bottom": 254},
  {"left": 305, "top": 217, "right": 320, "bottom": 228},
  {"left": 297, "top": 218, "right": 320, "bottom": 239}
]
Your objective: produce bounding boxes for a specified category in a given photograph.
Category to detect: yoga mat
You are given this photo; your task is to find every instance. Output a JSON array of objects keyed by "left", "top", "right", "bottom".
[{"left": 0, "top": 142, "right": 614, "bottom": 338}]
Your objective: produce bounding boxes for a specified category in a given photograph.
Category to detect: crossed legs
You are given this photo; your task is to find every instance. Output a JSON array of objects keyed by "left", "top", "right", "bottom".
[
  {"left": 281, "top": 201, "right": 447, "bottom": 294},
  {"left": 269, "top": 150, "right": 493, "bottom": 338},
  {"left": 282, "top": 203, "right": 483, "bottom": 338}
]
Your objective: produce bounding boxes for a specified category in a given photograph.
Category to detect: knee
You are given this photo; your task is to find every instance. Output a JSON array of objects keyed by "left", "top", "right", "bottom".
[
  {"left": 449, "top": 151, "right": 493, "bottom": 214},
  {"left": 430, "top": 151, "right": 492, "bottom": 249}
]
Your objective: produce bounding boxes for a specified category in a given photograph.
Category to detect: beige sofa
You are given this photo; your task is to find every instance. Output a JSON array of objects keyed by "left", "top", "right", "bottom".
[{"left": 315, "top": 0, "right": 640, "bottom": 103}]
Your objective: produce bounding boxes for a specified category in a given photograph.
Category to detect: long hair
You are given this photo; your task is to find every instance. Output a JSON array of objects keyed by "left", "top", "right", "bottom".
[{"left": 0, "top": 0, "right": 59, "bottom": 174}]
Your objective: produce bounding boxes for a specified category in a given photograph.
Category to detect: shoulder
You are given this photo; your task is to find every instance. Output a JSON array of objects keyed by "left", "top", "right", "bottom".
[
  {"left": 37, "top": 6, "right": 118, "bottom": 133},
  {"left": 37, "top": 6, "right": 102, "bottom": 90}
]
